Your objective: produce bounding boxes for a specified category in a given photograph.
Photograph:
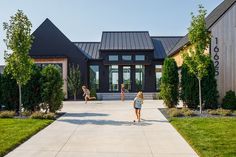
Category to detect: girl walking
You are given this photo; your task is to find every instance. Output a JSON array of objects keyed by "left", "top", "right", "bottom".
[{"left": 133, "top": 91, "right": 144, "bottom": 122}]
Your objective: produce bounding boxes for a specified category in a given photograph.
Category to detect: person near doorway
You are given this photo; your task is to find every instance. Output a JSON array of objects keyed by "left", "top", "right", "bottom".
[
  {"left": 82, "top": 85, "right": 96, "bottom": 104},
  {"left": 133, "top": 91, "right": 144, "bottom": 122},
  {"left": 121, "top": 83, "right": 125, "bottom": 101}
]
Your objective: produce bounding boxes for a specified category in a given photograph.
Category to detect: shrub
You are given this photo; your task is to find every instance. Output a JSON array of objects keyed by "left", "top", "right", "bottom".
[
  {"left": 208, "top": 108, "right": 232, "bottom": 116},
  {"left": 21, "top": 111, "right": 32, "bottom": 116},
  {"left": 180, "top": 63, "right": 199, "bottom": 109},
  {"left": 0, "top": 72, "right": 19, "bottom": 111},
  {"left": 180, "top": 61, "right": 219, "bottom": 109},
  {"left": 30, "top": 112, "right": 56, "bottom": 120},
  {"left": 160, "top": 58, "right": 179, "bottom": 108},
  {"left": 222, "top": 90, "right": 236, "bottom": 109},
  {"left": 0, "top": 111, "right": 15, "bottom": 118},
  {"left": 90, "top": 86, "right": 97, "bottom": 99},
  {"left": 167, "top": 108, "right": 183, "bottom": 117},
  {"left": 22, "top": 65, "right": 42, "bottom": 112},
  {"left": 43, "top": 112, "right": 56, "bottom": 120},
  {"left": 181, "top": 108, "right": 195, "bottom": 117},
  {"left": 167, "top": 108, "right": 195, "bottom": 117},
  {"left": 40, "top": 65, "right": 64, "bottom": 113},
  {"left": 202, "top": 61, "right": 219, "bottom": 109}
]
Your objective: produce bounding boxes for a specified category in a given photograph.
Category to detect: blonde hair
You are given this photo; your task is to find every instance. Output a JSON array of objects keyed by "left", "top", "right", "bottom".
[
  {"left": 82, "top": 85, "right": 87, "bottom": 89},
  {"left": 136, "top": 91, "right": 144, "bottom": 99}
]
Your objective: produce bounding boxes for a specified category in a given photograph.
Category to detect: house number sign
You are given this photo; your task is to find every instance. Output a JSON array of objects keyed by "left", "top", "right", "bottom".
[{"left": 213, "top": 37, "right": 219, "bottom": 76}]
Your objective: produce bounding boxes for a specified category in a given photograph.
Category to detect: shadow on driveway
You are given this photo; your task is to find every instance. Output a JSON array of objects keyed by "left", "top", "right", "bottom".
[
  {"left": 63, "top": 113, "right": 109, "bottom": 117},
  {"left": 58, "top": 113, "right": 169, "bottom": 126}
]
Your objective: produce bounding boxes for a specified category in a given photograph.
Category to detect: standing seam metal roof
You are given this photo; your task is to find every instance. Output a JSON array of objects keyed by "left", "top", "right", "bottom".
[
  {"left": 100, "top": 31, "right": 154, "bottom": 51},
  {"left": 151, "top": 36, "right": 182, "bottom": 59},
  {"left": 74, "top": 42, "right": 100, "bottom": 59}
]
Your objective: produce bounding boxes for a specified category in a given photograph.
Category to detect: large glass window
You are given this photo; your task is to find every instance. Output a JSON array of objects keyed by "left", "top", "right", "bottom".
[
  {"left": 135, "top": 55, "right": 145, "bottom": 61},
  {"left": 109, "top": 65, "right": 119, "bottom": 91},
  {"left": 89, "top": 65, "right": 99, "bottom": 90},
  {"left": 123, "top": 66, "right": 131, "bottom": 91},
  {"left": 36, "top": 63, "right": 63, "bottom": 76},
  {"left": 108, "top": 55, "right": 118, "bottom": 61},
  {"left": 135, "top": 65, "right": 145, "bottom": 91},
  {"left": 122, "top": 55, "right": 132, "bottom": 61},
  {"left": 155, "top": 65, "right": 162, "bottom": 91}
]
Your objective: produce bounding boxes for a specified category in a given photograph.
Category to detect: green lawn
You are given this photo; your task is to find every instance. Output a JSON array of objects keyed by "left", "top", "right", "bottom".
[
  {"left": 0, "top": 118, "right": 53, "bottom": 157},
  {"left": 171, "top": 117, "right": 236, "bottom": 157}
]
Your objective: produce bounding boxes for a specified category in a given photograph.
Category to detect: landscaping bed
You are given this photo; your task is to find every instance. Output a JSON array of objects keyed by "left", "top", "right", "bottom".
[
  {"left": 170, "top": 117, "right": 236, "bottom": 157},
  {"left": 0, "top": 118, "right": 53, "bottom": 157}
]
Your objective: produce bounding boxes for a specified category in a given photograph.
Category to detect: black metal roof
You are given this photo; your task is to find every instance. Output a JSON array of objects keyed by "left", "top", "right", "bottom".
[
  {"left": 29, "top": 18, "right": 87, "bottom": 62},
  {"left": 151, "top": 36, "right": 182, "bottom": 59},
  {"left": 168, "top": 0, "right": 236, "bottom": 56},
  {"left": 100, "top": 31, "right": 154, "bottom": 51},
  {"left": 74, "top": 42, "right": 100, "bottom": 59}
]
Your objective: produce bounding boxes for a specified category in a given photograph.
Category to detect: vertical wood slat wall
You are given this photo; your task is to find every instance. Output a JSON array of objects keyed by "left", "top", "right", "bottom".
[{"left": 210, "top": 3, "right": 236, "bottom": 101}]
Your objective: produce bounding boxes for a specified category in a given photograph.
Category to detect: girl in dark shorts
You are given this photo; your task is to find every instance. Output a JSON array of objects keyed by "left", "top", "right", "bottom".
[{"left": 133, "top": 91, "right": 144, "bottom": 122}]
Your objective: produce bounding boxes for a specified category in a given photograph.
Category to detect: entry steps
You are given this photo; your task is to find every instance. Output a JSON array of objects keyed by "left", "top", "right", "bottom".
[{"left": 96, "top": 92, "right": 155, "bottom": 100}]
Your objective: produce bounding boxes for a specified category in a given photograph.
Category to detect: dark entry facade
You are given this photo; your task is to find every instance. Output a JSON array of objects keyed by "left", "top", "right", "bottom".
[{"left": 29, "top": 19, "right": 182, "bottom": 98}]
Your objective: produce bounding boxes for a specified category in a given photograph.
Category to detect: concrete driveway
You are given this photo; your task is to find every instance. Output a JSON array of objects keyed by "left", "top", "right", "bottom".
[{"left": 6, "top": 100, "right": 198, "bottom": 157}]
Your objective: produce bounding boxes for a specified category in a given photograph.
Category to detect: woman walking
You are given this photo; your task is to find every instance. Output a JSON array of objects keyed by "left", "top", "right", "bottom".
[
  {"left": 133, "top": 91, "right": 144, "bottom": 122},
  {"left": 82, "top": 85, "right": 96, "bottom": 104}
]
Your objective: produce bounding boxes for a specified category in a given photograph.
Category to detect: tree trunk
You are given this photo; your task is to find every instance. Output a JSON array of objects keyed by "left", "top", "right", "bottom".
[
  {"left": 18, "top": 84, "right": 22, "bottom": 116},
  {"left": 198, "top": 78, "right": 202, "bottom": 114}
]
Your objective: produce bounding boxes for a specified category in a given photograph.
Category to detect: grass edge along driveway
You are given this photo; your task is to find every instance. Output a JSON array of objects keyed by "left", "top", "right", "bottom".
[
  {"left": 170, "top": 117, "right": 236, "bottom": 157},
  {"left": 0, "top": 118, "right": 53, "bottom": 157}
]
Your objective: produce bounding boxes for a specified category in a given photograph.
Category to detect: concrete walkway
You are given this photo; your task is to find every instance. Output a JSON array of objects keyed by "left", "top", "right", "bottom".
[{"left": 6, "top": 100, "right": 198, "bottom": 157}]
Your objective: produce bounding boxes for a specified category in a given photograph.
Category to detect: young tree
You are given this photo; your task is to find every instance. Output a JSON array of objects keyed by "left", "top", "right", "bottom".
[
  {"left": 182, "top": 5, "right": 211, "bottom": 113},
  {"left": 3, "top": 10, "right": 33, "bottom": 115},
  {"left": 41, "top": 65, "right": 64, "bottom": 113},
  {"left": 160, "top": 58, "right": 179, "bottom": 108},
  {"left": 67, "top": 64, "right": 80, "bottom": 100}
]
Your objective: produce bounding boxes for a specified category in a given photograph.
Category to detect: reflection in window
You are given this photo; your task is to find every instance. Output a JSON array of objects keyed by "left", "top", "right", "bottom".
[
  {"left": 135, "top": 65, "right": 145, "bottom": 91},
  {"left": 155, "top": 65, "right": 162, "bottom": 91},
  {"left": 36, "top": 63, "right": 63, "bottom": 76},
  {"left": 123, "top": 66, "right": 131, "bottom": 91},
  {"left": 109, "top": 65, "right": 119, "bottom": 91},
  {"left": 89, "top": 65, "right": 99, "bottom": 90},
  {"left": 108, "top": 55, "right": 118, "bottom": 61},
  {"left": 135, "top": 55, "right": 145, "bottom": 61},
  {"left": 122, "top": 55, "right": 132, "bottom": 61}
]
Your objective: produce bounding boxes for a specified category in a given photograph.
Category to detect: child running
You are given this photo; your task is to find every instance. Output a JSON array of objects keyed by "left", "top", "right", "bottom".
[
  {"left": 82, "top": 85, "right": 96, "bottom": 104},
  {"left": 133, "top": 91, "right": 144, "bottom": 122}
]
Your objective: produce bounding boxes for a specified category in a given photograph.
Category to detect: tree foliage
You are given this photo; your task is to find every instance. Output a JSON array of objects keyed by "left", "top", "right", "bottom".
[
  {"left": 22, "top": 65, "right": 42, "bottom": 111},
  {"left": 67, "top": 64, "right": 80, "bottom": 100},
  {"left": 3, "top": 10, "right": 33, "bottom": 86},
  {"left": 182, "top": 5, "right": 211, "bottom": 113},
  {"left": 3, "top": 10, "right": 34, "bottom": 114},
  {"left": 40, "top": 65, "right": 64, "bottom": 113},
  {"left": 160, "top": 58, "right": 179, "bottom": 108}
]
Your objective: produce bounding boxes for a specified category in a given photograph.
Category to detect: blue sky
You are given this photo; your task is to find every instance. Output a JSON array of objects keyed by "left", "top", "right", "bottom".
[{"left": 0, "top": 0, "right": 223, "bottom": 65}]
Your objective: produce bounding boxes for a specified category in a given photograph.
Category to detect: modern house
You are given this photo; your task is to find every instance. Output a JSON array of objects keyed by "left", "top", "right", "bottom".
[{"left": 29, "top": 0, "right": 236, "bottom": 100}]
